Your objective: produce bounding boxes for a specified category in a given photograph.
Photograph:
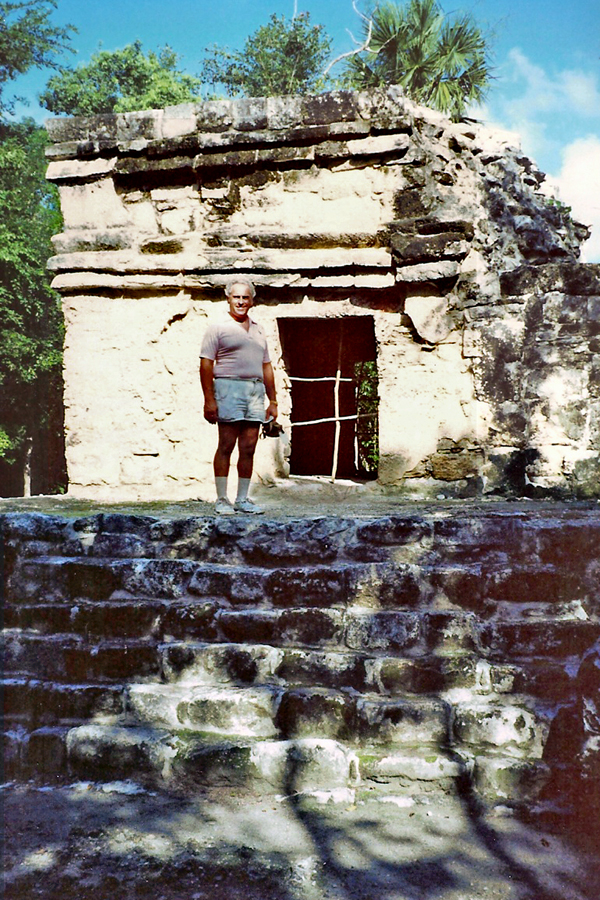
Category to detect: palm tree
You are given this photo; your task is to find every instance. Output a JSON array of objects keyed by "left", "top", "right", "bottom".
[{"left": 343, "top": 0, "right": 491, "bottom": 120}]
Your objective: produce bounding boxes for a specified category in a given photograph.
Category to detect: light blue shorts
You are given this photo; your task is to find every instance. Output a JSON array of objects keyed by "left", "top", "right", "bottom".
[{"left": 215, "top": 377, "right": 266, "bottom": 424}]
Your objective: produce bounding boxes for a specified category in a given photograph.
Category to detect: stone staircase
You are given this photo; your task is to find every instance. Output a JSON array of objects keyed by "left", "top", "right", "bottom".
[{"left": 2, "top": 507, "right": 599, "bottom": 814}]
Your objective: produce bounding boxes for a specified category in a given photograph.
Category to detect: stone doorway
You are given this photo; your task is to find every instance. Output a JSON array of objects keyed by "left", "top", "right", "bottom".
[{"left": 278, "top": 317, "right": 379, "bottom": 480}]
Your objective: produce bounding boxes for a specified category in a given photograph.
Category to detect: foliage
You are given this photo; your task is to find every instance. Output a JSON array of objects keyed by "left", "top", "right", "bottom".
[
  {"left": 0, "top": 0, "right": 74, "bottom": 118},
  {"left": 342, "top": 0, "right": 491, "bottom": 120},
  {"left": 355, "top": 360, "right": 379, "bottom": 476},
  {"left": 199, "top": 13, "right": 332, "bottom": 97},
  {"left": 40, "top": 40, "right": 202, "bottom": 115},
  {"left": 0, "top": 119, "right": 65, "bottom": 485}
]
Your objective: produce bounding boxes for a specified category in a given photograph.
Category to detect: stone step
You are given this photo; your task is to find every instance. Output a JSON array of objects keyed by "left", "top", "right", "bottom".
[
  {"left": 3, "top": 508, "right": 599, "bottom": 814},
  {"left": 1, "top": 645, "right": 574, "bottom": 740},
  {"left": 5, "top": 716, "right": 543, "bottom": 805},
  {"left": 265, "top": 644, "right": 577, "bottom": 701},
  {"left": 5, "top": 607, "right": 595, "bottom": 688},
  {"left": 160, "top": 640, "right": 491, "bottom": 694},
  {"left": 5, "top": 583, "right": 598, "bottom": 664},
  {"left": 7, "top": 553, "right": 597, "bottom": 614},
  {"left": 6, "top": 717, "right": 461, "bottom": 796},
  {"left": 124, "top": 682, "right": 453, "bottom": 748},
  {"left": 2, "top": 631, "right": 161, "bottom": 682},
  {"left": 5, "top": 510, "right": 600, "bottom": 570},
  {"left": 7, "top": 721, "right": 362, "bottom": 794},
  {"left": 4, "top": 599, "right": 221, "bottom": 642},
  {"left": 2, "top": 676, "right": 125, "bottom": 727},
  {"left": 127, "top": 683, "right": 282, "bottom": 738}
]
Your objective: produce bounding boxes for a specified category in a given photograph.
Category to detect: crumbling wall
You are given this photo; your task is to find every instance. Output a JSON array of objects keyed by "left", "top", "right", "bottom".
[{"left": 45, "top": 86, "right": 599, "bottom": 500}]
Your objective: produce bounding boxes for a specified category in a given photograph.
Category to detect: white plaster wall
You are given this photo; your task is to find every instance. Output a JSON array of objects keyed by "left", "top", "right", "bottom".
[
  {"left": 63, "top": 294, "right": 212, "bottom": 500},
  {"left": 62, "top": 290, "right": 487, "bottom": 500},
  {"left": 374, "top": 318, "right": 479, "bottom": 483}
]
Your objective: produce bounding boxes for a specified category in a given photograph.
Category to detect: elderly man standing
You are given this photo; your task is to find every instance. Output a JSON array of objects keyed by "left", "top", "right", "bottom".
[{"left": 200, "top": 280, "right": 278, "bottom": 514}]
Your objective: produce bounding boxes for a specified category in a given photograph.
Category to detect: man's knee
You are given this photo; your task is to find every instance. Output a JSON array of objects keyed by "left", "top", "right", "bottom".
[
  {"left": 216, "top": 425, "right": 240, "bottom": 457},
  {"left": 238, "top": 428, "right": 259, "bottom": 457}
]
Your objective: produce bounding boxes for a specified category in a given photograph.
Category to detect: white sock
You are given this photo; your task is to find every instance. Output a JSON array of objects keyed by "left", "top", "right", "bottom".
[
  {"left": 236, "top": 477, "right": 251, "bottom": 502},
  {"left": 215, "top": 476, "right": 229, "bottom": 500}
]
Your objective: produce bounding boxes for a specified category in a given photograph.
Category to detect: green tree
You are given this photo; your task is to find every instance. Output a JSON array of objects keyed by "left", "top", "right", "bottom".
[
  {"left": 342, "top": 0, "right": 491, "bottom": 120},
  {"left": 40, "top": 40, "right": 202, "bottom": 115},
  {"left": 0, "top": 119, "right": 66, "bottom": 493},
  {"left": 200, "top": 12, "right": 332, "bottom": 97},
  {"left": 0, "top": 0, "right": 74, "bottom": 118},
  {"left": 0, "top": 0, "right": 72, "bottom": 494}
]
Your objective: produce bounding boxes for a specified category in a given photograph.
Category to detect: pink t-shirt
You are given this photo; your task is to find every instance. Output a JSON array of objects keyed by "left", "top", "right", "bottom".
[{"left": 200, "top": 316, "right": 270, "bottom": 379}]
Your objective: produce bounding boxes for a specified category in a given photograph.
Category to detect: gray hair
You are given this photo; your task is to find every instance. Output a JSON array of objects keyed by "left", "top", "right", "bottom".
[{"left": 225, "top": 279, "right": 256, "bottom": 300}]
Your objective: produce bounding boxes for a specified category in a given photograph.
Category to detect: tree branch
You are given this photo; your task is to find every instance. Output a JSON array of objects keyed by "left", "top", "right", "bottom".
[{"left": 323, "top": 0, "right": 376, "bottom": 76}]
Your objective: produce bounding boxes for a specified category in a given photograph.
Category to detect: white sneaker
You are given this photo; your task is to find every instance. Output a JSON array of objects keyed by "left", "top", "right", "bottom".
[
  {"left": 233, "top": 498, "right": 264, "bottom": 514},
  {"left": 214, "top": 497, "right": 235, "bottom": 515}
]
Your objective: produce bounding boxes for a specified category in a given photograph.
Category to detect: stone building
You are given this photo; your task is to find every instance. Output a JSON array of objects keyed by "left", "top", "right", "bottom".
[{"left": 45, "top": 86, "right": 600, "bottom": 501}]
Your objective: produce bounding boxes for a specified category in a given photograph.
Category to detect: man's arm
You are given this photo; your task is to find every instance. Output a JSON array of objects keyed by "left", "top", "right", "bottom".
[
  {"left": 200, "top": 357, "right": 218, "bottom": 424},
  {"left": 263, "top": 361, "right": 278, "bottom": 421}
]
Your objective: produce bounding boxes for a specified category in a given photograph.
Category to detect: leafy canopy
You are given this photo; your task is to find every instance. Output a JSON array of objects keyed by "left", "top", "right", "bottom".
[
  {"left": 0, "top": 0, "right": 74, "bottom": 118},
  {"left": 0, "top": 119, "right": 63, "bottom": 463},
  {"left": 40, "top": 40, "right": 202, "bottom": 115},
  {"left": 343, "top": 0, "right": 492, "bottom": 120},
  {"left": 200, "top": 13, "right": 332, "bottom": 97}
]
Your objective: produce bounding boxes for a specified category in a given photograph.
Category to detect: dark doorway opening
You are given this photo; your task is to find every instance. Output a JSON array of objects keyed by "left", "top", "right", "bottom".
[{"left": 278, "top": 317, "right": 379, "bottom": 479}]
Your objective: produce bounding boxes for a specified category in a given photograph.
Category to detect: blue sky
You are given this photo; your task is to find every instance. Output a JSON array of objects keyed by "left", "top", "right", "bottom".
[{"left": 10, "top": 0, "right": 600, "bottom": 259}]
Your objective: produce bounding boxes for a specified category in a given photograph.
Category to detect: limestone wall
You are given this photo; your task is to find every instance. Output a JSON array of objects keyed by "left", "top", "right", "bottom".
[{"left": 45, "top": 87, "right": 600, "bottom": 499}]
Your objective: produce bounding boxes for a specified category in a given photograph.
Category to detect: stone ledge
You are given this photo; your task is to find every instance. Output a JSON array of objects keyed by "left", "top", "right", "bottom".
[
  {"left": 45, "top": 87, "right": 414, "bottom": 162},
  {"left": 500, "top": 263, "right": 600, "bottom": 297},
  {"left": 48, "top": 246, "right": 393, "bottom": 276}
]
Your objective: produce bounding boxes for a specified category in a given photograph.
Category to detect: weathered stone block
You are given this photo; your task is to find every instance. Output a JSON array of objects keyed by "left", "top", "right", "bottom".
[
  {"left": 218, "top": 609, "right": 279, "bottom": 645},
  {"left": 269, "top": 566, "right": 347, "bottom": 608},
  {"left": 396, "top": 260, "right": 460, "bottom": 282},
  {"left": 301, "top": 91, "right": 358, "bottom": 126},
  {"left": 276, "top": 609, "right": 344, "bottom": 647},
  {"left": 260, "top": 738, "right": 358, "bottom": 791},
  {"left": 391, "top": 232, "right": 470, "bottom": 263},
  {"left": 472, "top": 756, "right": 550, "bottom": 803},
  {"left": 356, "top": 697, "right": 449, "bottom": 746},
  {"left": 177, "top": 685, "right": 280, "bottom": 737},
  {"left": 120, "top": 559, "right": 197, "bottom": 598},
  {"left": 453, "top": 702, "right": 546, "bottom": 756},
  {"left": 478, "top": 620, "right": 600, "bottom": 659},
  {"left": 46, "top": 113, "right": 118, "bottom": 145},
  {"left": 393, "top": 188, "right": 430, "bottom": 218},
  {"left": 276, "top": 688, "right": 353, "bottom": 739},
  {"left": 423, "top": 611, "right": 477, "bottom": 654},
  {"left": 275, "top": 648, "right": 367, "bottom": 691},
  {"left": 355, "top": 516, "right": 432, "bottom": 546},
  {"left": 26, "top": 726, "right": 68, "bottom": 775},
  {"left": 430, "top": 449, "right": 483, "bottom": 481},
  {"left": 367, "top": 655, "right": 478, "bottom": 694},
  {"left": 361, "top": 750, "right": 463, "bottom": 785},
  {"left": 346, "top": 562, "right": 425, "bottom": 609},
  {"left": 161, "top": 601, "right": 221, "bottom": 641},
  {"left": 344, "top": 611, "right": 421, "bottom": 653},
  {"left": 66, "top": 723, "right": 156, "bottom": 776},
  {"left": 64, "top": 642, "right": 161, "bottom": 682}
]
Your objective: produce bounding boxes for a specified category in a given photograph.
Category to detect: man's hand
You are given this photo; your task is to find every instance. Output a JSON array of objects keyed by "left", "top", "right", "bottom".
[
  {"left": 200, "top": 358, "right": 218, "bottom": 423},
  {"left": 263, "top": 363, "right": 278, "bottom": 422},
  {"left": 204, "top": 400, "right": 218, "bottom": 424}
]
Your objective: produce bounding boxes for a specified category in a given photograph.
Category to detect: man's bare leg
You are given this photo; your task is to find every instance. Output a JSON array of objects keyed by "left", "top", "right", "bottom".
[
  {"left": 214, "top": 423, "right": 240, "bottom": 503},
  {"left": 236, "top": 424, "right": 261, "bottom": 509}
]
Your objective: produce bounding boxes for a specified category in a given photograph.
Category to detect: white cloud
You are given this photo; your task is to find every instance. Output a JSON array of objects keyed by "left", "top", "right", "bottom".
[
  {"left": 502, "top": 48, "right": 600, "bottom": 120},
  {"left": 476, "top": 49, "right": 600, "bottom": 171},
  {"left": 546, "top": 136, "right": 600, "bottom": 263}
]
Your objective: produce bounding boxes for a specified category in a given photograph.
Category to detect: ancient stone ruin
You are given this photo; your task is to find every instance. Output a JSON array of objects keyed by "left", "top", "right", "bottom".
[{"left": 44, "top": 86, "right": 600, "bottom": 501}]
